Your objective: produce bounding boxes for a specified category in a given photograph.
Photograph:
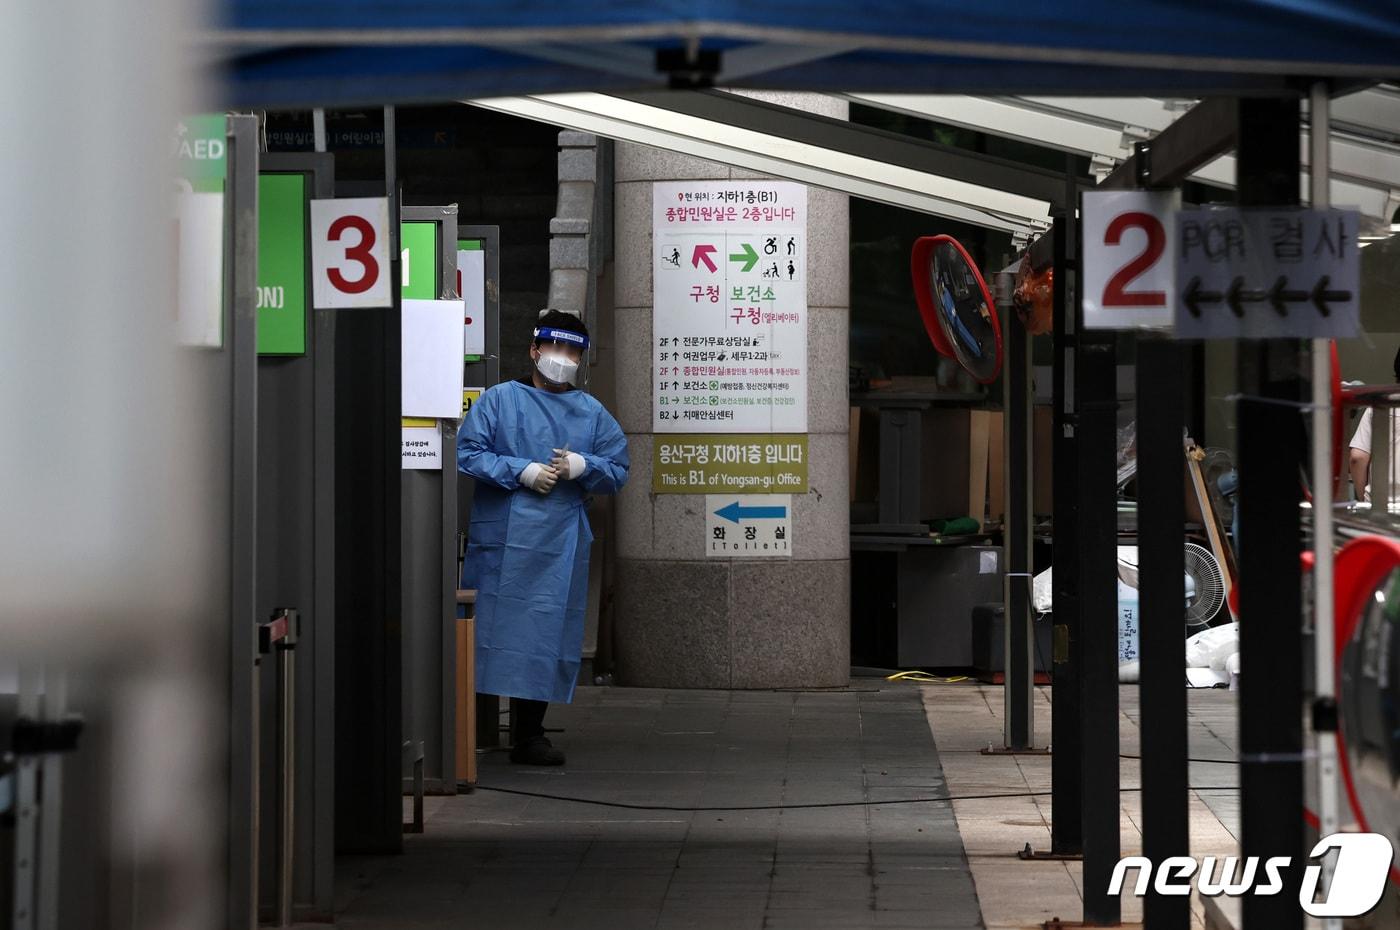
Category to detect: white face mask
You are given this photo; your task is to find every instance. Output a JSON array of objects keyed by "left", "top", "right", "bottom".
[{"left": 535, "top": 351, "right": 579, "bottom": 386}]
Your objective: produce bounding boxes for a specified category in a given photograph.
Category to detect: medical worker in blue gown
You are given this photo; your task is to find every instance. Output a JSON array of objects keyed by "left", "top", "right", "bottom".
[{"left": 457, "top": 310, "right": 629, "bottom": 765}]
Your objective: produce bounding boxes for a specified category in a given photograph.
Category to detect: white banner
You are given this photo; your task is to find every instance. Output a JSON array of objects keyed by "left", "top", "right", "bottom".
[{"left": 652, "top": 182, "right": 807, "bottom": 433}]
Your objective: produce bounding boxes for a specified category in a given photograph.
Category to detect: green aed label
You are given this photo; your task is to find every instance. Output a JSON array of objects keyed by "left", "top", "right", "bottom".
[
  {"left": 257, "top": 173, "right": 308, "bottom": 355},
  {"left": 652, "top": 434, "right": 809, "bottom": 493},
  {"left": 174, "top": 114, "right": 227, "bottom": 193},
  {"left": 400, "top": 221, "right": 439, "bottom": 299}
]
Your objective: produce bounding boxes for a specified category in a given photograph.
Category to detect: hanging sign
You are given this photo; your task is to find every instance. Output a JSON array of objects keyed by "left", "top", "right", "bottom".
[
  {"left": 310, "top": 197, "right": 391, "bottom": 308},
  {"left": 705, "top": 495, "right": 793, "bottom": 557},
  {"left": 173, "top": 114, "right": 226, "bottom": 348},
  {"left": 458, "top": 240, "right": 486, "bottom": 357},
  {"left": 401, "top": 221, "right": 439, "bottom": 300},
  {"left": 1082, "top": 190, "right": 1179, "bottom": 331},
  {"left": 652, "top": 434, "right": 808, "bottom": 493},
  {"left": 652, "top": 182, "right": 807, "bottom": 434},
  {"left": 1173, "top": 207, "right": 1360, "bottom": 340},
  {"left": 257, "top": 173, "right": 308, "bottom": 355}
]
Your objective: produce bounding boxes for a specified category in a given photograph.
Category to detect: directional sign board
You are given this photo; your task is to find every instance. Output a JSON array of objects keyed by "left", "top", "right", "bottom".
[
  {"left": 705, "top": 494, "right": 793, "bottom": 557},
  {"left": 310, "top": 197, "right": 391, "bottom": 308},
  {"left": 653, "top": 181, "right": 807, "bottom": 433},
  {"left": 1082, "top": 190, "right": 1179, "bottom": 330},
  {"left": 1174, "top": 207, "right": 1360, "bottom": 339}
]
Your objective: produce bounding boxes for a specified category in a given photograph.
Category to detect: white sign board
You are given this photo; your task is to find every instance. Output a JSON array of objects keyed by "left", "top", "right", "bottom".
[
  {"left": 1082, "top": 190, "right": 1179, "bottom": 330},
  {"left": 653, "top": 182, "right": 807, "bottom": 433},
  {"left": 401, "top": 425, "right": 442, "bottom": 469},
  {"left": 1174, "top": 207, "right": 1360, "bottom": 339},
  {"left": 310, "top": 197, "right": 392, "bottom": 308},
  {"left": 402, "top": 298, "right": 465, "bottom": 418},
  {"left": 174, "top": 190, "right": 224, "bottom": 347},
  {"left": 705, "top": 494, "right": 793, "bottom": 558},
  {"left": 457, "top": 247, "right": 486, "bottom": 356}
]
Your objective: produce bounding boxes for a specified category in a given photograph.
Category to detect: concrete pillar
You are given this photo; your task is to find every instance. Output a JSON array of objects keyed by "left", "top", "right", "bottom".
[{"left": 611, "top": 93, "right": 851, "bottom": 689}]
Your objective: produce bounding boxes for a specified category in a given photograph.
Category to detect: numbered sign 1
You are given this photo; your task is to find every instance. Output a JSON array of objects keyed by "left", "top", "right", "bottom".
[
  {"left": 310, "top": 197, "right": 391, "bottom": 309},
  {"left": 1082, "top": 189, "right": 1179, "bottom": 330}
]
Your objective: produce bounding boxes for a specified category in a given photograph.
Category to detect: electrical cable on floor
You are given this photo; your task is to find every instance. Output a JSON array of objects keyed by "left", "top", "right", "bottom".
[
  {"left": 885, "top": 670, "right": 970, "bottom": 684},
  {"left": 467, "top": 782, "right": 1238, "bottom": 813},
  {"left": 1120, "top": 753, "right": 1240, "bottom": 765}
]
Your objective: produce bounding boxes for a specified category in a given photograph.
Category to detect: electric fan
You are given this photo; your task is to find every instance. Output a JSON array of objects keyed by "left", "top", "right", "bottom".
[{"left": 1183, "top": 542, "right": 1226, "bottom": 628}]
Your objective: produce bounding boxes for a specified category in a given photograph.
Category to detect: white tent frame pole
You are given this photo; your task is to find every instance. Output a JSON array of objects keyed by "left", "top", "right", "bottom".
[{"left": 1309, "top": 80, "right": 1342, "bottom": 930}]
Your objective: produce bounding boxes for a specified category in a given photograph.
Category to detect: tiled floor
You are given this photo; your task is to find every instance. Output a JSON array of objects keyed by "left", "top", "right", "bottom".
[
  {"left": 336, "top": 686, "right": 985, "bottom": 929},
  {"left": 922, "top": 683, "right": 1241, "bottom": 930}
]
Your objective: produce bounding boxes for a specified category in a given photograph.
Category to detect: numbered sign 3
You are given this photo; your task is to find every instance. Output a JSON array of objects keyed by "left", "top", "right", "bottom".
[
  {"left": 310, "top": 197, "right": 391, "bottom": 309},
  {"left": 1082, "top": 190, "right": 1179, "bottom": 330}
]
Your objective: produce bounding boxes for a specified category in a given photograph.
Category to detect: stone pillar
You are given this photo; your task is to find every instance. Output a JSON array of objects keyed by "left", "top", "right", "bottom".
[{"left": 611, "top": 94, "right": 851, "bottom": 689}]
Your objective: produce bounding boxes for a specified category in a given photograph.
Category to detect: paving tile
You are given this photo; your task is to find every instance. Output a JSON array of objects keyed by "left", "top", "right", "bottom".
[{"left": 336, "top": 687, "right": 985, "bottom": 930}]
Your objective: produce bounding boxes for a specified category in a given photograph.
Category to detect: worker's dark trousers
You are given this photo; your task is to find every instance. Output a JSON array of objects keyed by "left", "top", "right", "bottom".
[{"left": 512, "top": 698, "right": 548, "bottom": 744}]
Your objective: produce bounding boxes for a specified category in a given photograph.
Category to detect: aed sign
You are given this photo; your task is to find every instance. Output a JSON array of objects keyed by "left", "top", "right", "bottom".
[
  {"left": 705, "top": 495, "right": 793, "bottom": 558},
  {"left": 1082, "top": 189, "right": 1179, "bottom": 331},
  {"left": 1173, "top": 207, "right": 1359, "bottom": 340},
  {"left": 310, "top": 198, "right": 392, "bottom": 309}
]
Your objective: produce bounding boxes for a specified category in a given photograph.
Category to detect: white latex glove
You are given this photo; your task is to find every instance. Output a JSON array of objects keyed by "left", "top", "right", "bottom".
[
  {"left": 519, "top": 462, "right": 559, "bottom": 494},
  {"left": 550, "top": 448, "right": 588, "bottom": 480}
]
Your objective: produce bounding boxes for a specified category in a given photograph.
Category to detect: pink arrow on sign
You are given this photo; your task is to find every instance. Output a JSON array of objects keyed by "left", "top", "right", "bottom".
[{"left": 692, "top": 244, "right": 718, "bottom": 273}]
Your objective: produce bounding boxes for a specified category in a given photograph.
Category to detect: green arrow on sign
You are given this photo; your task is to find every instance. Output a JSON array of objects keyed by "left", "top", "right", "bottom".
[{"left": 729, "top": 242, "right": 759, "bottom": 272}]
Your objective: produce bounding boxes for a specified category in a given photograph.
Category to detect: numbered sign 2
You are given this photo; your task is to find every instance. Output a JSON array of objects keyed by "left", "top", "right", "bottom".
[
  {"left": 310, "top": 197, "right": 391, "bottom": 308},
  {"left": 1082, "top": 190, "right": 1178, "bottom": 330}
]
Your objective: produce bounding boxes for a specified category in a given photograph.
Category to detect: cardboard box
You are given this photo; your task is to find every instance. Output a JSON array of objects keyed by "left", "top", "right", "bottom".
[
  {"left": 850, "top": 406, "right": 881, "bottom": 503},
  {"left": 919, "top": 408, "right": 994, "bottom": 525},
  {"left": 986, "top": 407, "right": 1054, "bottom": 522}
]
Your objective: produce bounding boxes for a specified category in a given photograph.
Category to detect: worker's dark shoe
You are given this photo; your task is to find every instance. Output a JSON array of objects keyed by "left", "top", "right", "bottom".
[{"left": 510, "top": 736, "right": 565, "bottom": 766}]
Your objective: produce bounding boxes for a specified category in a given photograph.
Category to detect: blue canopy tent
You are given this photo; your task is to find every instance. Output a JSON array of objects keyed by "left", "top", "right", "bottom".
[{"left": 207, "top": 1, "right": 1400, "bottom": 106}]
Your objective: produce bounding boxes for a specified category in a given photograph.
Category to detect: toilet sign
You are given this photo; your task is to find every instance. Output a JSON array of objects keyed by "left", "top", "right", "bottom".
[
  {"left": 1082, "top": 189, "right": 1179, "bottom": 330},
  {"left": 705, "top": 495, "right": 793, "bottom": 558}
]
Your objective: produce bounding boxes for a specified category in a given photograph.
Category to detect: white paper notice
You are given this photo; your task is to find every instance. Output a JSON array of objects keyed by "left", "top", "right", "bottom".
[
  {"left": 402, "top": 298, "right": 465, "bottom": 418},
  {"left": 401, "top": 426, "right": 442, "bottom": 469},
  {"left": 175, "top": 190, "right": 224, "bottom": 347},
  {"left": 652, "top": 182, "right": 807, "bottom": 434},
  {"left": 458, "top": 248, "right": 486, "bottom": 356}
]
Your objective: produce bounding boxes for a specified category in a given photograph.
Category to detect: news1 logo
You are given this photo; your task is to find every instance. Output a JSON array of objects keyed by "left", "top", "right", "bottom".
[{"left": 1109, "top": 833, "right": 1394, "bottom": 918}]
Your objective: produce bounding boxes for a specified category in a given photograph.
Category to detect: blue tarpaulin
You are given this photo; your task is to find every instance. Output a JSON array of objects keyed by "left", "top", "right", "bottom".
[{"left": 208, "top": 1, "right": 1400, "bottom": 107}]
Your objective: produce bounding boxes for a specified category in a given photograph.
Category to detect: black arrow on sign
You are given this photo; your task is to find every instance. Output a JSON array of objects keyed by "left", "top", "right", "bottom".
[
  {"left": 1226, "top": 276, "right": 1266, "bottom": 317},
  {"left": 1183, "top": 276, "right": 1221, "bottom": 318},
  {"left": 1310, "top": 275, "right": 1351, "bottom": 317},
  {"left": 1267, "top": 276, "right": 1308, "bottom": 316}
]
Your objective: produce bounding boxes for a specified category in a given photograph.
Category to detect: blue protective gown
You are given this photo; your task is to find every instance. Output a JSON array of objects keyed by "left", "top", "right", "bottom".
[{"left": 457, "top": 379, "right": 629, "bottom": 703}]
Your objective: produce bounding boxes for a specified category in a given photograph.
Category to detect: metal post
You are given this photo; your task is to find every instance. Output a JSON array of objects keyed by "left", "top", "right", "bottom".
[
  {"left": 1375, "top": 404, "right": 1392, "bottom": 512},
  {"left": 312, "top": 109, "right": 327, "bottom": 154},
  {"left": 1236, "top": 96, "right": 1306, "bottom": 930},
  {"left": 278, "top": 621, "right": 296, "bottom": 929},
  {"left": 1308, "top": 80, "right": 1342, "bottom": 930},
  {"left": 1079, "top": 327, "right": 1120, "bottom": 926},
  {"left": 1000, "top": 269, "right": 1034, "bottom": 750},
  {"left": 1050, "top": 210, "right": 1084, "bottom": 857},
  {"left": 1138, "top": 336, "right": 1190, "bottom": 930},
  {"left": 36, "top": 671, "right": 65, "bottom": 930},
  {"left": 11, "top": 668, "right": 38, "bottom": 930},
  {"left": 258, "top": 608, "right": 299, "bottom": 928}
]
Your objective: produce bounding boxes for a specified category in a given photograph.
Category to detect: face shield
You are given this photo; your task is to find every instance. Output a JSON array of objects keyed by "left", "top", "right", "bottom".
[{"left": 533, "top": 325, "right": 589, "bottom": 386}]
